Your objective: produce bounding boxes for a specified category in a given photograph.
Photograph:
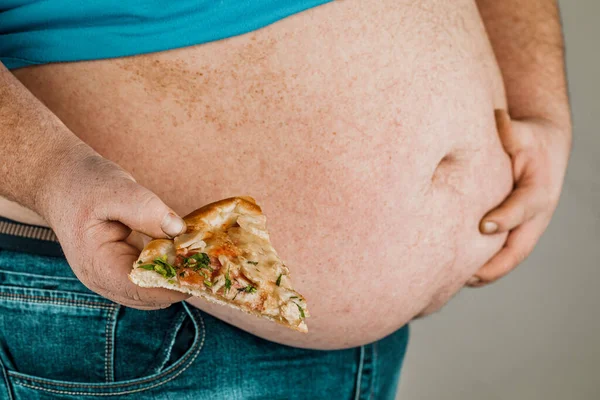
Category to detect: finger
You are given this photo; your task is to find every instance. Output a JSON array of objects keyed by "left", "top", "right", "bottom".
[
  {"left": 468, "top": 217, "right": 545, "bottom": 287},
  {"left": 104, "top": 298, "right": 172, "bottom": 311},
  {"left": 95, "top": 283, "right": 177, "bottom": 310},
  {"left": 101, "top": 179, "right": 186, "bottom": 239},
  {"left": 494, "top": 109, "right": 535, "bottom": 156},
  {"left": 125, "top": 230, "right": 152, "bottom": 251},
  {"left": 112, "top": 241, "right": 191, "bottom": 305},
  {"left": 88, "top": 222, "right": 191, "bottom": 307},
  {"left": 80, "top": 278, "right": 173, "bottom": 310},
  {"left": 480, "top": 186, "right": 546, "bottom": 233},
  {"left": 126, "top": 304, "right": 172, "bottom": 311}
]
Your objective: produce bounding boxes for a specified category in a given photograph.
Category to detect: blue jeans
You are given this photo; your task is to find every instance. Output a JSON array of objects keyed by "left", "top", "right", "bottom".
[{"left": 0, "top": 249, "right": 409, "bottom": 399}]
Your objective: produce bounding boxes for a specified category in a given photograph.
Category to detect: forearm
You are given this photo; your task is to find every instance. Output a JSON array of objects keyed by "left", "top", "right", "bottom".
[
  {"left": 477, "top": 0, "right": 571, "bottom": 130},
  {"left": 0, "top": 63, "right": 96, "bottom": 219},
  {"left": 1, "top": 63, "right": 189, "bottom": 309}
]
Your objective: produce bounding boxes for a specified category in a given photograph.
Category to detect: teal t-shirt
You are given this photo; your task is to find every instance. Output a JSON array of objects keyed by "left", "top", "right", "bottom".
[{"left": 0, "top": 0, "right": 332, "bottom": 69}]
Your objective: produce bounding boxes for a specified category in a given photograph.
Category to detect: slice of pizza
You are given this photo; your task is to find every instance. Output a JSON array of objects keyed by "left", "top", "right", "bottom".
[{"left": 129, "top": 196, "right": 309, "bottom": 332}]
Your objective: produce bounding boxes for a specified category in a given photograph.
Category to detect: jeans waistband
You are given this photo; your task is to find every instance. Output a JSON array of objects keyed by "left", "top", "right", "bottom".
[{"left": 0, "top": 217, "right": 64, "bottom": 258}]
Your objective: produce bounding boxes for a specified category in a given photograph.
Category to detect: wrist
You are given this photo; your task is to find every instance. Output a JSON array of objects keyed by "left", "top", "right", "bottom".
[
  {"left": 33, "top": 139, "right": 107, "bottom": 228},
  {"left": 504, "top": 76, "right": 571, "bottom": 135},
  {"left": 509, "top": 103, "right": 572, "bottom": 135}
]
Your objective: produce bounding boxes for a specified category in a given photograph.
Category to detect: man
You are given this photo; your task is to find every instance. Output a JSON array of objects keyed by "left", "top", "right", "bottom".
[{"left": 0, "top": 0, "right": 571, "bottom": 398}]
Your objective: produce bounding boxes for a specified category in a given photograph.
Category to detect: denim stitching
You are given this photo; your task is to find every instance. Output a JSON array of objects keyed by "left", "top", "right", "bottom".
[
  {"left": 104, "top": 305, "right": 119, "bottom": 382},
  {"left": 0, "top": 287, "right": 109, "bottom": 301},
  {"left": 0, "top": 269, "right": 78, "bottom": 281},
  {"left": 354, "top": 345, "right": 365, "bottom": 400},
  {"left": 104, "top": 309, "right": 111, "bottom": 382},
  {"left": 369, "top": 343, "right": 378, "bottom": 400},
  {"left": 10, "top": 309, "right": 205, "bottom": 394},
  {"left": 0, "top": 360, "right": 15, "bottom": 400},
  {"left": 10, "top": 309, "right": 204, "bottom": 388},
  {"left": 155, "top": 310, "right": 187, "bottom": 373},
  {"left": 0, "top": 292, "right": 113, "bottom": 309}
]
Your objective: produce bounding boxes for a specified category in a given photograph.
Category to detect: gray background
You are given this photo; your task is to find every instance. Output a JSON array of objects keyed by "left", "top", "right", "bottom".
[{"left": 397, "top": 1, "right": 600, "bottom": 399}]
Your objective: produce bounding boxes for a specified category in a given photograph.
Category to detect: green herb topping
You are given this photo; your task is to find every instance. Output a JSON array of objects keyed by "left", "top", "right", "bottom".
[
  {"left": 154, "top": 264, "right": 167, "bottom": 276},
  {"left": 153, "top": 256, "right": 177, "bottom": 278},
  {"left": 204, "top": 280, "right": 213, "bottom": 287},
  {"left": 184, "top": 252, "right": 212, "bottom": 271},
  {"left": 137, "top": 256, "right": 177, "bottom": 279},
  {"left": 247, "top": 261, "right": 258, "bottom": 265},
  {"left": 224, "top": 268, "right": 232, "bottom": 293},
  {"left": 276, "top": 274, "right": 282, "bottom": 286},
  {"left": 190, "top": 252, "right": 210, "bottom": 264},
  {"left": 295, "top": 303, "right": 305, "bottom": 319},
  {"left": 238, "top": 285, "right": 257, "bottom": 294},
  {"left": 231, "top": 282, "right": 256, "bottom": 300}
]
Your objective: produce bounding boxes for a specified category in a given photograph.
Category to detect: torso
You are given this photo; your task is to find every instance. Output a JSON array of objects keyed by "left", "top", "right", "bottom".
[{"left": 3, "top": 0, "right": 512, "bottom": 348}]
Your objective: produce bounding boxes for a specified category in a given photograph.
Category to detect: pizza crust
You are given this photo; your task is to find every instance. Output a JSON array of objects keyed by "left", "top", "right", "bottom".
[{"left": 181, "top": 196, "right": 262, "bottom": 232}]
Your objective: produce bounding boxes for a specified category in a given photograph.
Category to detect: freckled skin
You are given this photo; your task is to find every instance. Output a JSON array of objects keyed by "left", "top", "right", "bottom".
[{"left": 3, "top": 0, "right": 513, "bottom": 349}]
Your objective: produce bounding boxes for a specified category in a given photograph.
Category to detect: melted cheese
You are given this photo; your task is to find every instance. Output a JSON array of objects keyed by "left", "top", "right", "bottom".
[
  {"left": 204, "top": 214, "right": 307, "bottom": 326},
  {"left": 174, "top": 230, "right": 207, "bottom": 250}
]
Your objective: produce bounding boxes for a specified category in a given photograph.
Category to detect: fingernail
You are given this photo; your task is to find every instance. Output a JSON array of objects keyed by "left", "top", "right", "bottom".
[
  {"left": 482, "top": 221, "right": 498, "bottom": 234},
  {"left": 467, "top": 276, "right": 481, "bottom": 286},
  {"left": 161, "top": 213, "right": 186, "bottom": 237}
]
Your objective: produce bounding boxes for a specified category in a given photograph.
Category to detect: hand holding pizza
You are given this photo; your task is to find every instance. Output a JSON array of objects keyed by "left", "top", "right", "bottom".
[
  {"left": 39, "top": 149, "right": 191, "bottom": 309},
  {"left": 468, "top": 109, "right": 571, "bottom": 287}
]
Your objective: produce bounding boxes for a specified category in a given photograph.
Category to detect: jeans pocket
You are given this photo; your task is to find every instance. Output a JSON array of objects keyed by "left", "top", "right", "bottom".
[{"left": 0, "top": 267, "right": 205, "bottom": 398}]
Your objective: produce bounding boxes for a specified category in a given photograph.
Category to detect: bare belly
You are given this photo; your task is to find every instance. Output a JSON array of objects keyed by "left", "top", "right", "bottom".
[{"left": 4, "top": 0, "right": 512, "bottom": 348}]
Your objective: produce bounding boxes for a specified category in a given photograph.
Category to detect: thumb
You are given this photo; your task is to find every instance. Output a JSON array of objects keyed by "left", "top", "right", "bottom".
[
  {"left": 495, "top": 109, "right": 535, "bottom": 157},
  {"left": 479, "top": 186, "right": 542, "bottom": 233},
  {"left": 102, "top": 180, "right": 187, "bottom": 239}
]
